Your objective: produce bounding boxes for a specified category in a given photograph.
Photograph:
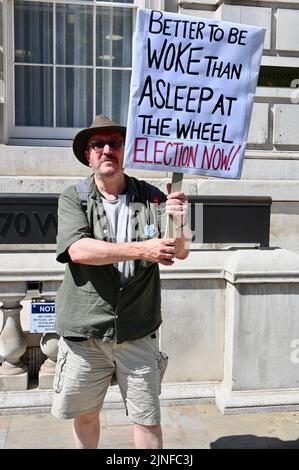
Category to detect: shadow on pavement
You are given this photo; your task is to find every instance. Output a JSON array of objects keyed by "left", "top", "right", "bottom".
[{"left": 210, "top": 435, "right": 299, "bottom": 449}]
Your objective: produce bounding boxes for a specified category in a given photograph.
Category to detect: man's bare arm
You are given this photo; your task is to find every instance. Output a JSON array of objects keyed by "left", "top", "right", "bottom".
[
  {"left": 68, "top": 237, "right": 178, "bottom": 266},
  {"left": 174, "top": 225, "right": 192, "bottom": 260}
]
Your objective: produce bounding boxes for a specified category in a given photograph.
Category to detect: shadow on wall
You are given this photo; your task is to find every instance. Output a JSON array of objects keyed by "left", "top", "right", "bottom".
[{"left": 210, "top": 435, "right": 299, "bottom": 449}]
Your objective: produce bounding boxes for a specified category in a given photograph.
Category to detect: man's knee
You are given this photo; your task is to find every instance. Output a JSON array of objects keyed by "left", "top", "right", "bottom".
[
  {"left": 137, "top": 423, "right": 160, "bottom": 429},
  {"left": 74, "top": 411, "right": 100, "bottom": 425},
  {"left": 133, "top": 422, "right": 163, "bottom": 448},
  {"left": 134, "top": 422, "right": 161, "bottom": 433}
]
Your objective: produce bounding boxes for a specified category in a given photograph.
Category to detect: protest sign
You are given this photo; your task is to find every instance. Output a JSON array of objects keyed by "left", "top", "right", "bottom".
[{"left": 124, "top": 9, "right": 265, "bottom": 179}]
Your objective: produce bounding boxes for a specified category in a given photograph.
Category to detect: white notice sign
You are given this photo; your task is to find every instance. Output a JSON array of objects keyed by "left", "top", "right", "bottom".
[
  {"left": 124, "top": 9, "right": 265, "bottom": 179},
  {"left": 30, "top": 302, "right": 56, "bottom": 333}
]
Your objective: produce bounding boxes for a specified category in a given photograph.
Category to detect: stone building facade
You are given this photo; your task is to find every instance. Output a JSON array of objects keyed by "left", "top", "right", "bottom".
[
  {"left": 0, "top": 0, "right": 298, "bottom": 251},
  {"left": 0, "top": 1, "right": 299, "bottom": 414}
]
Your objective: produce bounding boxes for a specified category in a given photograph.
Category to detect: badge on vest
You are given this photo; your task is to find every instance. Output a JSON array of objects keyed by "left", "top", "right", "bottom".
[{"left": 144, "top": 224, "right": 158, "bottom": 237}]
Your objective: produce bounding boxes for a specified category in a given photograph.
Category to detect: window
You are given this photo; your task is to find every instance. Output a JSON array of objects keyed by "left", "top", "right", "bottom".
[
  {"left": 6, "top": 0, "right": 161, "bottom": 144},
  {"left": 258, "top": 66, "right": 299, "bottom": 88}
]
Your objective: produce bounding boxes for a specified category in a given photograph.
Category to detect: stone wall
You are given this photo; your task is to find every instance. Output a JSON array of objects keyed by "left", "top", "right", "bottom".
[
  {"left": 177, "top": 1, "right": 299, "bottom": 253},
  {"left": 0, "top": 1, "right": 3, "bottom": 143},
  {"left": 2, "top": 248, "right": 299, "bottom": 414},
  {"left": 0, "top": 1, "right": 298, "bottom": 252}
]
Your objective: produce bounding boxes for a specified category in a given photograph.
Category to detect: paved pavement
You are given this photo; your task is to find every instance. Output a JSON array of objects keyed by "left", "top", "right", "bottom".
[{"left": 0, "top": 402, "right": 299, "bottom": 449}]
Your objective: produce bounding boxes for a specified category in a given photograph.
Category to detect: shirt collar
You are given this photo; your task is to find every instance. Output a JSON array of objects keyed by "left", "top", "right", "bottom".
[{"left": 87, "top": 174, "right": 139, "bottom": 205}]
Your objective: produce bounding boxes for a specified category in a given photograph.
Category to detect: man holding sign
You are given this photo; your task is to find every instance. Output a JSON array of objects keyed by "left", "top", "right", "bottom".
[
  {"left": 51, "top": 114, "right": 191, "bottom": 449},
  {"left": 52, "top": 5, "right": 264, "bottom": 449}
]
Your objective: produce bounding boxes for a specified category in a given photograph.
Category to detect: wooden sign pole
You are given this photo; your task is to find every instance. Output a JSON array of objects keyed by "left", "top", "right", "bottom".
[{"left": 165, "top": 172, "right": 184, "bottom": 238}]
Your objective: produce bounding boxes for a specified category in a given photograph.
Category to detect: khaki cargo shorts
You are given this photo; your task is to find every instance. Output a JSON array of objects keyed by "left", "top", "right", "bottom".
[{"left": 51, "top": 332, "right": 168, "bottom": 426}]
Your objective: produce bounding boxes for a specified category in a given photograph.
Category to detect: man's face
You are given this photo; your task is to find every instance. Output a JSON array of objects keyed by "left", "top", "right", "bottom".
[{"left": 85, "top": 130, "right": 125, "bottom": 178}]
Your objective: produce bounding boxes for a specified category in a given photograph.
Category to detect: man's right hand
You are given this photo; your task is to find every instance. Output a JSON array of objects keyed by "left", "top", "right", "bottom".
[{"left": 141, "top": 238, "right": 177, "bottom": 266}]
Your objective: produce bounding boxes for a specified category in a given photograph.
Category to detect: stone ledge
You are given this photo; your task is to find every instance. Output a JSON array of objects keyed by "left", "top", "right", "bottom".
[
  {"left": 224, "top": 248, "right": 299, "bottom": 283},
  {"left": 1, "top": 249, "right": 299, "bottom": 284},
  {"left": 0, "top": 372, "right": 28, "bottom": 392},
  {"left": 0, "top": 146, "right": 166, "bottom": 178},
  {"left": 215, "top": 387, "right": 299, "bottom": 415},
  {"left": 180, "top": 0, "right": 222, "bottom": 7},
  {"left": 1, "top": 177, "right": 299, "bottom": 200},
  {"left": 162, "top": 248, "right": 299, "bottom": 283},
  {"left": 0, "top": 382, "right": 216, "bottom": 416},
  {"left": 2, "top": 381, "right": 299, "bottom": 416}
]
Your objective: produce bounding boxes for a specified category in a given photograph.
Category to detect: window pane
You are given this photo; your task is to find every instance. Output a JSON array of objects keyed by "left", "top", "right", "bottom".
[
  {"left": 96, "top": 69, "right": 131, "bottom": 125},
  {"left": 96, "top": 8, "right": 132, "bottom": 67},
  {"left": 56, "top": 68, "right": 93, "bottom": 127},
  {"left": 96, "top": 1, "right": 134, "bottom": 3},
  {"left": 258, "top": 66, "right": 299, "bottom": 87},
  {"left": 14, "top": 1, "right": 52, "bottom": 64},
  {"left": 15, "top": 66, "right": 53, "bottom": 126},
  {"left": 56, "top": 4, "right": 93, "bottom": 66}
]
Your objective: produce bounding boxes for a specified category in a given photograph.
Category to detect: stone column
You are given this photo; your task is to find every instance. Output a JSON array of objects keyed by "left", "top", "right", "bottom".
[
  {"left": 0, "top": 295, "right": 28, "bottom": 391},
  {"left": 215, "top": 248, "right": 299, "bottom": 414},
  {"left": 39, "top": 332, "right": 59, "bottom": 389},
  {"left": 38, "top": 293, "right": 59, "bottom": 389}
]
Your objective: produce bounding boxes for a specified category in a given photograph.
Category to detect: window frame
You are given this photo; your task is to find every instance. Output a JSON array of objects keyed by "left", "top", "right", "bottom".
[{"left": 4, "top": 0, "right": 165, "bottom": 145}]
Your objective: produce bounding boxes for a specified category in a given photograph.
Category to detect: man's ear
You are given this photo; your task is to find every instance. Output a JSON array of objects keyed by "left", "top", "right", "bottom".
[{"left": 85, "top": 150, "right": 90, "bottom": 164}]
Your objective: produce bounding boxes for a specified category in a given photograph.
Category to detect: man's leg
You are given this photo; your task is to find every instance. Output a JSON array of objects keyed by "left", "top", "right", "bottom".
[
  {"left": 133, "top": 423, "right": 163, "bottom": 449},
  {"left": 72, "top": 410, "right": 100, "bottom": 449}
]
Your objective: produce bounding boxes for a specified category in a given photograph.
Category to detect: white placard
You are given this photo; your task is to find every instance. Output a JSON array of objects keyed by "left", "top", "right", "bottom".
[
  {"left": 124, "top": 9, "right": 265, "bottom": 179},
  {"left": 30, "top": 302, "right": 56, "bottom": 333}
]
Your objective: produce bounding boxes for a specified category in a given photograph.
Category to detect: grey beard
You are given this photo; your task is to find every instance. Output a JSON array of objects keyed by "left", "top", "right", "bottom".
[{"left": 91, "top": 165, "right": 119, "bottom": 178}]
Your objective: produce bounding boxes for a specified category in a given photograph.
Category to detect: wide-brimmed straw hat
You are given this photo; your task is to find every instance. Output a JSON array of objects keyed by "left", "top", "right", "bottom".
[{"left": 72, "top": 115, "right": 126, "bottom": 166}]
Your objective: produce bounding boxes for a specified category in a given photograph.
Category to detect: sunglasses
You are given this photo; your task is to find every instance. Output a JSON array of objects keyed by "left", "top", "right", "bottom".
[{"left": 86, "top": 139, "right": 124, "bottom": 151}]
